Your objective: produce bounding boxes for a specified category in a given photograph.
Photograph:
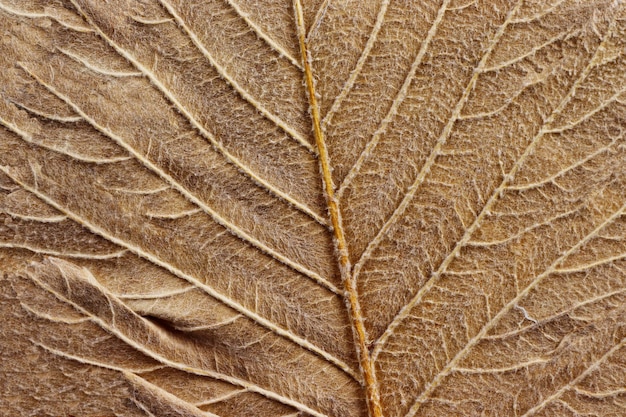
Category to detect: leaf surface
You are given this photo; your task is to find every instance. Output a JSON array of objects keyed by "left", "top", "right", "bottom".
[{"left": 1, "top": 1, "right": 625, "bottom": 416}]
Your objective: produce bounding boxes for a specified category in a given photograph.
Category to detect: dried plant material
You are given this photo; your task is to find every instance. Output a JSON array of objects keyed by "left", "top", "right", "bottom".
[{"left": 1, "top": 1, "right": 625, "bottom": 416}]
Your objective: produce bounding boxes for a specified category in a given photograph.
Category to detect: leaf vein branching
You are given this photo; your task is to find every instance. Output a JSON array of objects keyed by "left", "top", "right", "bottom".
[
  {"left": 306, "top": 0, "right": 331, "bottom": 40},
  {"left": 482, "top": 31, "right": 568, "bottom": 72},
  {"left": 0, "top": 243, "right": 127, "bottom": 260},
  {"left": 57, "top": 48, "right": 143, "bottom": 78},
  {"left": 0, "top": 2, "right": 93, "bottom": 33},
  {"left": 337, "top": 0, "right": 451, "bottom": 197},
  {"left": 521, "top": 336, "right": 626, "bottom": 417},
  {"left": 554, "top": 251, "right": 626, "bottom": 274},
  {"left": 373, "top": 13, "right": 618, "bottom": 366},
  {"left": 544, "top": 87, "right": 626, "bottom": 134},
  {"left": 353, "top": 0, "right": 522, "bottom": 289},
  {"left": 25, "top": 268, "right": 332, "bottom": 417},
  {"left": 510, "top": 0, "right": 567, "bottom": 25},
  {"left": 319, "top": 0, "right": 391, "bottom": 130},
  {"left": 294, "top": 1, "right": 382, "bottom": 416},
  {"left": 225, "top": 0, "right": 303, "bottom": 69},
  {"left": 506, "top": 133, "right": 623, "bottom": 191},
  {"left": 157, "top": 0, "right": 313, "bottom": 152},
  {"left": 0, "top": 111, "right": 131, "bottom": 165},
  {"left": 0, "top": 168, "right": 358, "bottom": 383},
  {"left": 465, "top": 205, "right": 583, "bottom": 247},
  {"left": 402, "top": 201, "right": 626, "bottom": 417},
  {"left": 124, "top": 371, "right": 221, "bottom": 417},
  {"left": 10, "top": 69, "right": 339, "bottom": 294},
  {"left": 7, "top": 99, "right": 82, "bottom": 123},
  {"left": 483, "top": 287, "right": 626, "bottom": 341},
  {"left": 65, "top": 0, "right": 327, "bottom": 227}
]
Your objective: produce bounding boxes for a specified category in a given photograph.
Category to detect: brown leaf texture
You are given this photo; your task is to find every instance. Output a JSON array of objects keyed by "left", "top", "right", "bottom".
[{"left": 1, "top": 0, "right": 625, "bottom": 416}]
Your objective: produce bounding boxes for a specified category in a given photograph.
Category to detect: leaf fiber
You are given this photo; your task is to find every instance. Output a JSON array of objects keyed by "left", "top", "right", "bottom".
[{"left": 1, "top": 1, "right": 625, "bottom": 416}]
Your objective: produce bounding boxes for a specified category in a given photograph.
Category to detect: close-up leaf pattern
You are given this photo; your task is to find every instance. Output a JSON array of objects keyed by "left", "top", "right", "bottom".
[{"left": 0, "top": 0, "right": 625, "bottom": 416}]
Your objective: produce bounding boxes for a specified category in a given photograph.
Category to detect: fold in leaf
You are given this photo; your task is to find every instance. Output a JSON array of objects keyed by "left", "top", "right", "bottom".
[{"left": 20, "top": 257, "right": 364, "bottom": 417}]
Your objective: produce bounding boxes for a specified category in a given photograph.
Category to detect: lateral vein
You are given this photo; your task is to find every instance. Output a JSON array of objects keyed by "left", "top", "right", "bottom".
[
  {"left": 17, "top": 64, "right": 339, "bottom": 295},
  {"left": 354, "top": 0, "right": 523, "bottom": 296},
  {"left": 337, "top": 0, "right": 451, "bottom": 196},
  {"left": 225, "top": 0, "right": 303, "bottom": 69},
  {"left": 403, "top": 203, "right": 626, "bottom": 417},
  {"left": 373, "top": 11, "right": 618, "bottom": 364},
  {"left": 319, "top": 0, "right": 391, "bottom": 130},
  {"left": 158, "top": 0, "right": 313, "bottom": 152},
  {"left": 67, "top": 0, "right": 327, "bottom": 227},
  {"left": 0, "top": 166, "right": 357, "bottom": 383}
]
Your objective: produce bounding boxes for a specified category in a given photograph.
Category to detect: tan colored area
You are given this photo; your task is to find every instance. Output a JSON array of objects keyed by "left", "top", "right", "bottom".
[{"left": 0, "top": 0, "right": 625, "bottom": 416}]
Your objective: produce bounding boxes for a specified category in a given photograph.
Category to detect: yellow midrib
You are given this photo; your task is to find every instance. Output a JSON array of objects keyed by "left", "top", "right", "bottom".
[{"left": 293, "top": 1, "right": 383, "bottom": 416}]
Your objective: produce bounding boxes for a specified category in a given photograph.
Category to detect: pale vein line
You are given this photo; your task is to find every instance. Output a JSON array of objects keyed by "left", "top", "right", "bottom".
[
  {"left": 554, "top": 251, "right": 626, "bottom": 274},
  {"left": 157, "top": 0, "right": 313, "bottom": 152},
  {"left": 4, "top": 211, "right": 68, "bottom": 222},
  {"left": 544, "top": 87, "right": 626, "bottom": 134},
  {"left": 28, "top": 276, "right": 331, "bottom": 417},
  {"left": 129, "top": 15, "right": 173, "bottom": 25},
  {"left": 319, "top": 0, "right": 391, "bottom": 129},
  {"left": 0, "top": 243, "right": 127, "bottom": 259},
  {"left": 483, "top": 287, "right": 626, "bottom": 341},
  {"left": 453, "top": 357, "right": 550, "bottom": 374},
  {"left": 306, "top": 0, "right": 331, "bottom": 40},
  {"left": 65, "top": 0, "right": 326, "bottom": 226},
  {"left": 194, "top": 388, "right": 247, "bottom": 406},
  {"left": 404, "top": 203, "right": 626, "bottom": 417},
  {"left": 0, "top": 2, "right": 92, "bottom": 33},
  {"left": 172, "top": 314, "right": 243, "bottom": 333},
  {"left": 506, "top": 134, "right": 622, "bottom": 191},
  {"left": 0, "top": 169, "right": 357, "bottom": 382},
  {"left": 105, "top": 184, "right": 170, "bottom": 195},
  {"left": 573, "top": 387, "right": 626, "bottom": 399},
  {"left": 521, "top": 337, "right": 626, "bottom": 417},
  {"left": 373, "top": 13, "right": 618, "bottom": 363},
  {"left": 33, "top": 342, "right": 166, "bottom": 374},
  {"left": 510, "top": 0, "right": 567, "bottom": 24},
  {"left": 353, "top": 0, "right": 522, "bottom": 287},
  {"left": 447, "top": 0, "right": 476, "bottom": 11},
  {"left": 124, "top": 371, "right": 219, "bottom": 417},
  {"left": 0, "top": 113, "right": 131, "bottom": 165},
  {"left": 482, "top": 31, "right": 567, "bottom": 72},
  {"left": 465, "top": 205, "right": 583, "bottom": 247},
  {"left": 58, "top": 48, "right": 143, "bottom": 77},
  {"left": 17, "top": 65, "right": 339, "bottom": 294},
  {"left": 337, "top": 0, "right": 451, "bottom": 197},
  {"left": 8, "top": 100, "right": 82, "bottom": 123},
  {"left": 225, "top": 0, "right": 303, "bottom": 69},
  {"left": 20, "top": 302, "right": 90, "bottom": 324},
  {"left": 117, "top": 286, "right": 195, "bottom": 300},
  {"left": 145, "top": 208, "right": 202, "bottom": 220}
]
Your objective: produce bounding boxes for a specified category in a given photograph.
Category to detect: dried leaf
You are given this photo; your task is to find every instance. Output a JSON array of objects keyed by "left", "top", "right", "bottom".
[{"left": 1, "top": 1, "right": 625, "bottom": 416}]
